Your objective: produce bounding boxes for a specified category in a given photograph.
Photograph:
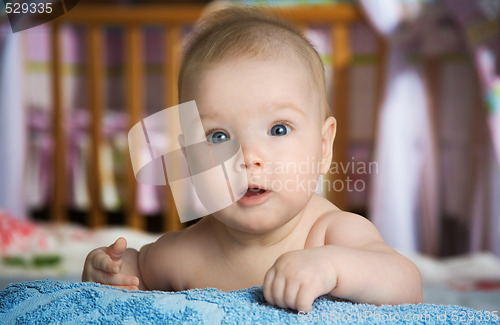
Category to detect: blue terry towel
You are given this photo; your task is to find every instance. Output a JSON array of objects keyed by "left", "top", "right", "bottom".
[{"left": 0, "top": 279, "right": 498, "bottom": 324}]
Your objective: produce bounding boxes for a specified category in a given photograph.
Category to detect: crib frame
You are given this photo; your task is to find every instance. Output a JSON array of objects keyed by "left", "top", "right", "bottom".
[{"left": 47, "top": 3, "right": 383, "bottom": 232}]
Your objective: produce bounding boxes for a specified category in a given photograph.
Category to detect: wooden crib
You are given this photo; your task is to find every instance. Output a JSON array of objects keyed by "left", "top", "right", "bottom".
[{"left": 45, "top": 2, "right": 383, "bottom": 232}]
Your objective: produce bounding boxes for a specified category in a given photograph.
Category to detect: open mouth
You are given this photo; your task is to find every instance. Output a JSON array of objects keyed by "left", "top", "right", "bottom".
[
  {"left": 238, "top": 185, "right": 271, "bottom": 206},
  {"left": 244, "top": 187, "right": 268, "bottom": 197}
]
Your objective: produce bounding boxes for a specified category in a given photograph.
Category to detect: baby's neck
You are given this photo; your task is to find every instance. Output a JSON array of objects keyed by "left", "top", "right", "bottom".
[{"left": 211, "top": 212, "right": 306, "bottom": 249}]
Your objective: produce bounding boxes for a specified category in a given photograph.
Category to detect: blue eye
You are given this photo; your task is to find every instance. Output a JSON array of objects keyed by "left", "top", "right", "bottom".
[
  {"left": 207, "top": 130, "right": 229, "bottom": 144},
  {"left": 270, "top": 124, "right": 291, "bottom": 136}
]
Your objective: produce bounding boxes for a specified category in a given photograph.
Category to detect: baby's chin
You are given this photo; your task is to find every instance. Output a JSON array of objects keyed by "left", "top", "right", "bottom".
[{"left": 211, "top": 206, "right": 293, "bottom": 235}]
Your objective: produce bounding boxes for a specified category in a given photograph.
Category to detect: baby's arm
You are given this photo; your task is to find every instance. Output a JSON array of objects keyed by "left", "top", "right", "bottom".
[
  {"left": 264, "top": 212, "right": 422, "bottom": 312},
  {"left": 82, "top": 237, "right": 144, "bottom": 290}
]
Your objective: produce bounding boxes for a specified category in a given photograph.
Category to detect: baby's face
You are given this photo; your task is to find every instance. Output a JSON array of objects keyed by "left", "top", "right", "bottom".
[{"left": 185, "top": 55, "right": 331, "bottom": 233}]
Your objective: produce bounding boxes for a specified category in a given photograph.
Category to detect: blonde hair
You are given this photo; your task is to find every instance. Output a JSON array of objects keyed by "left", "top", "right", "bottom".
[{"left": 178, "top": 6, "right": 331, "bottom": 119}]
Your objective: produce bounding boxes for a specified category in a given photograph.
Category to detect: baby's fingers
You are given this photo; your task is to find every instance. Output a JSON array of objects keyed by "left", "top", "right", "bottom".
[
  {"left": 100, "top": 272, "right": 140, "bottom": 288},
  {"left": 106, "top": 237, "right": 128, "bottom": 262},
  {"left": 109, "top": 284, "right": 139, "bottom": 291},
  {"left": 295, "top": 286, "right": 315, "bottom": 313},
  {"left": 263, "top": 268, "right": 276, "bottom": 306},
  {"left": 92, "top": 250, "right": 120, "bottom": 273}
]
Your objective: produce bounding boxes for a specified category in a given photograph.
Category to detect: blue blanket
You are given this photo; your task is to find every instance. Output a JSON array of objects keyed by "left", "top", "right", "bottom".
[{"left": 0, "top": 279, "right": 497, "bottom": 324}]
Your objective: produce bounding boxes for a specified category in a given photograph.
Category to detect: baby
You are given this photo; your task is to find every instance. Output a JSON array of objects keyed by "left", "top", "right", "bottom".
[{"left": 82, "top": 7, "right": 422, "bottom": 312}]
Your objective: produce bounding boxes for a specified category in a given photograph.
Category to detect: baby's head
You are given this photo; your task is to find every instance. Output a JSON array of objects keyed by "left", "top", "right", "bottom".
[
  {"left": 177, "top": 7, "right": 336, "bottom": 231},
  {"left": 178, "top": 6, "right": 331, "bottom": 121}
]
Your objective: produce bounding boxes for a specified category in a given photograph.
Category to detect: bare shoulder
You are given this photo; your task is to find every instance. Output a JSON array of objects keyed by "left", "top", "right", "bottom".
[
  {"left": 139, "top": 219, "right": 213, "bottom": 291},
  {"left": 307, "top": 196, "right": 390, "bottom": 251}
]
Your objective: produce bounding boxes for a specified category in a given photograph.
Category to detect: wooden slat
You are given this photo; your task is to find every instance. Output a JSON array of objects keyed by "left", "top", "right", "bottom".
[
  {"left": 125, "top": 25, "right": 144, "bottom": 230},
  {"left": 166, "top": 26, "right": 181, "bottom": 108},
  {"left": 51, "top": 22, "right": 66, "bottom": 223},
  {"left": 422, "top": 57, "right": 441, "bottom": 255},
  {"left": 87, "top": 25, "right": 105, "bottom": 228},
  {"left": 279, "top": 4, "right": 362, "bottom": 24},
  {"left": 424, "top": 58, "right": 440, "bottom": 158},
  {"left": 58, "top": 4, "right": 204, "bottom": 24},
  {"left": 56, "top": 4, "right": 361, "bottom": 25},
  {"left": 163, "top": 24, "right": 183, "bottom": 233},
  {"left": 327, "top": 23, "right": 352, "bottom": 210}
]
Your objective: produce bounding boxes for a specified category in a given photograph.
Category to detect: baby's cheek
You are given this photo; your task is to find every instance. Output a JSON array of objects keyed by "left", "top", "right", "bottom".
[{"left": 283, "top": 157, "right": 320, "bottom": 193}]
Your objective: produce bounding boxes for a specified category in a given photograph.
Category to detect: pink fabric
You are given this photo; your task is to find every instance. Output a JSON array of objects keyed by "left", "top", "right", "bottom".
[{"left": 0, "top": 211, "right": 49, "bottom": 256}]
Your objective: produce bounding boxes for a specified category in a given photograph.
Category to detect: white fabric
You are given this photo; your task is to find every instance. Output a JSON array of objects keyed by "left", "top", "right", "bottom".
[
  {"left": 0, "top": 28, "right": 26, "bottom": 219},
  {"left": 358, "top": 0, "right": 402, "bottom": 35}
]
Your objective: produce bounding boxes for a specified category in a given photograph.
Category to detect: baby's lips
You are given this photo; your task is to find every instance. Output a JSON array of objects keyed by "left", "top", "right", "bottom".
[{"left": 247, "top": 183, "right": 269, "bottom": 191}]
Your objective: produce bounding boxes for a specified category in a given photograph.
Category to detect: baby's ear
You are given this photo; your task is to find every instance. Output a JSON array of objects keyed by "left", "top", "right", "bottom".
[{"left": 320, "top": 116, "right": 336, "bottom": 174}]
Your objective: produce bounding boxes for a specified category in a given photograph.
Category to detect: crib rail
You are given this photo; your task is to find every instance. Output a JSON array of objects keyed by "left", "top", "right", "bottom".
[{"left": 48, "top": 3, "right": 369, "bottom": 232}]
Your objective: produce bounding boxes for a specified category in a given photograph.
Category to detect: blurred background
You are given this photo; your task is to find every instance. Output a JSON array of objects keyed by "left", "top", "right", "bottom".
[{"left": 0, "top": 0, "right": 500, "bottom": 310}]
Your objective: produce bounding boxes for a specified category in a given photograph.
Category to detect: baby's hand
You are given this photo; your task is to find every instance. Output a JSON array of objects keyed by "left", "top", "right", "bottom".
[
  {"left": 263, "top": 248, "right": 337, "bottom": 312},
  {"left": 82, "top": 237, "right": 140, "bottom": 290}
]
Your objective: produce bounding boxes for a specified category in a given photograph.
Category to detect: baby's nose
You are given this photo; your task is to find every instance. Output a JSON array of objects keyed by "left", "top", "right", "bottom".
[
  {"left": 237, "top": 137, "right": 265, "bottom": 170},
  {"left": 241, "top": 145, "right": 263, "bottom": 170},
  {"left": 244, "top": 158, "right": 262, "bottom": 168}
]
